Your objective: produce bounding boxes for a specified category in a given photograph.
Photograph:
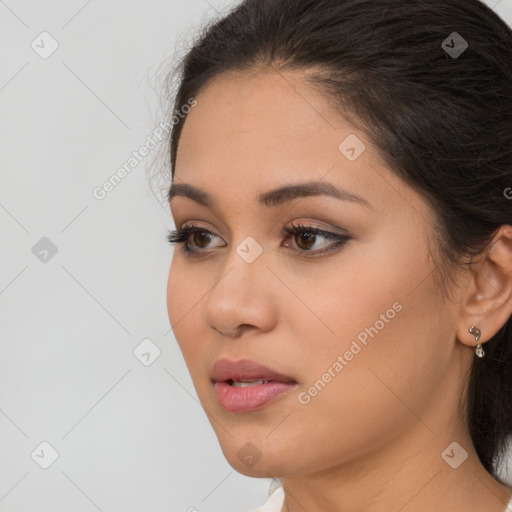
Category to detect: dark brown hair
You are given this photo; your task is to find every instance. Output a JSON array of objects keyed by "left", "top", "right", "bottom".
[{"left": 158, "top": 0, "right": 512, "bottom": 478}]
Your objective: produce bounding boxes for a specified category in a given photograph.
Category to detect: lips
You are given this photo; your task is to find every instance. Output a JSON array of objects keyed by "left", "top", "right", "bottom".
[
  {"left": 211, "top": 358, "right": 297, "bottom": 384},
  {"left": 211, "top": 358, "right": 299, "bottom": 413}
]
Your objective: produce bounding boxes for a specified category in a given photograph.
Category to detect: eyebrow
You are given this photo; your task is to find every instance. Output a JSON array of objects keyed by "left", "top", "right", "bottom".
[{"left": 168, "top": 181, "right": 373, "bottom": 209}]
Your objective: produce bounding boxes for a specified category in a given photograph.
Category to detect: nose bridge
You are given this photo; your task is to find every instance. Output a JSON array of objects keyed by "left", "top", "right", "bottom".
[
  {"left": 204, "top": 233, "right": 274, "bottom": 334},
  {"left": 213, "top": 232, "right": 268, "bottom": 297},
  {"left": 234, "top": 232, "right": 266, "bottom": 266}
]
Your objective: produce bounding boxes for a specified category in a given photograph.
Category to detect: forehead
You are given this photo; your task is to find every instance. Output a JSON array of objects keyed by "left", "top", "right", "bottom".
[
  {"left": 172, "top": 69, "right": 417, "bottom": 219},
  {"left": 177, "top": 69, "right": 346, "bottom": 157}
]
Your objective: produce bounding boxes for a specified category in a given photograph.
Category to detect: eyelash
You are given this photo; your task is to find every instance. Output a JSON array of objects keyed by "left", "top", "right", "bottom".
[{"left": 165, "top": 221, "right": 350, "bottom": 258}]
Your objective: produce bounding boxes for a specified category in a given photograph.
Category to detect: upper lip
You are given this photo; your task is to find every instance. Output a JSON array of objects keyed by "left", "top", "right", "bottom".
[{"left": 211, "top": 358, "right": 297, "bottom": 383}]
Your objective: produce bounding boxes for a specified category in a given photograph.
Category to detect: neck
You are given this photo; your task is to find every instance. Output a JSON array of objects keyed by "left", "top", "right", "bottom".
[{"left": 280, "top": 421, "right": 511, "bottom": 512}]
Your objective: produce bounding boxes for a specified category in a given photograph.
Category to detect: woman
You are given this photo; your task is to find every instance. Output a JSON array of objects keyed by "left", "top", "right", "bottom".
[{"left": 161, "top": 0, "right": 512, "bottom": 510}]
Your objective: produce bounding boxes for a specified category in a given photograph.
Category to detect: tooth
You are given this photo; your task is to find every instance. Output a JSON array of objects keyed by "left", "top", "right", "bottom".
[{"left": 231, "top": 379, "right": 267, "bottom": 387}]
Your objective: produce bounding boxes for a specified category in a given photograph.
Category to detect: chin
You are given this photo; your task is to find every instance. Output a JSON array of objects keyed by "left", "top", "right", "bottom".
[{"left": 218, "top": 441, "right": 292, "bottom": 479}]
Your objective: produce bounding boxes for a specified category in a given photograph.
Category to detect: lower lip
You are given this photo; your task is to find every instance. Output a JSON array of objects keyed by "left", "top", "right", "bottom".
[{"left": 214, "top": 380, "right": 298, "bottom": 412}]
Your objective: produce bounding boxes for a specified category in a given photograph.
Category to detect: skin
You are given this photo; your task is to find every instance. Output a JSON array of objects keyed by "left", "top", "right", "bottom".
[{"left": 166, "top": 68, "right": 512, "bottom": 512}]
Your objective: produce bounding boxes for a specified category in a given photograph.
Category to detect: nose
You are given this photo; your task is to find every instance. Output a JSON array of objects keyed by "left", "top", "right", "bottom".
[{"left": 204, "top": 242, "right": 278, "bottom": 338}]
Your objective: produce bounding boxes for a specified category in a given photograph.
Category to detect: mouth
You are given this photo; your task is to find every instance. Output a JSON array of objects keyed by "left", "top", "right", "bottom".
[
  {"left": 211, "top": 358, "right": 299, "bottom": 413},
  {"left": 225, "top": 378, "right": 274, "bottom": 387},
  {"left": 210, "top": 358, "right": 298, "bottom": 384}
]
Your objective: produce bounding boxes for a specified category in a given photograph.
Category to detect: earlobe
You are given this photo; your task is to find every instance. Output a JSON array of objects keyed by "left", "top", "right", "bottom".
[
  {"left": 468, "top": 324, "right": 485, "bottom": 357},
  {"left": 456, "top": 225, "right": 512, "bottom": 354}
]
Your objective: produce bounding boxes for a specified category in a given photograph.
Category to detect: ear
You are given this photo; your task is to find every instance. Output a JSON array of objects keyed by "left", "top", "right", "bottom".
[{"left": 456, "top": 225, "right": 512, "bottom": 351}]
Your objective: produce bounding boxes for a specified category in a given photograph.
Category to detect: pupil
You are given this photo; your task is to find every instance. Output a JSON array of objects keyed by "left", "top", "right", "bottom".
[
  {"left": 297, "top": 232, "right": 315, "bottom": 249},
  {"left": 195, "top": 232, "right": 211, "bottom": 247}
]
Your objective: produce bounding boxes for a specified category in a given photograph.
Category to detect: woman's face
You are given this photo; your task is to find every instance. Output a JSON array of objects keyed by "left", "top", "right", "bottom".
[{"left": 166, "top": 69, "right": 471, "bottom": 478}]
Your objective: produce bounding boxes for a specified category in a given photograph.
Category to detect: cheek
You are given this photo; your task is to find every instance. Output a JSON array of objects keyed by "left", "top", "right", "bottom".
[
  {"left": 166, "top": 258, "right": 181, "bottom": 328},
  {"left": 166, "top": 257, "right": 202, "bottom": 355},
  {"left": 166, "top": 258, "right": 215, "bottom": 401},
  {"left": 312, "top": 223, "right": 436, "bottom": 363},
  {"left": 286, "top": 238, "right": 444, "bottom": 435},
  {"left": 282, "top": 236, "right": 421, "bottom": 368}
]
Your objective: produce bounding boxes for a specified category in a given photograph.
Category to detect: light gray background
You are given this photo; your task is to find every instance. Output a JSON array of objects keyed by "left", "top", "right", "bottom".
[{"left": 1, "top": 1, "right": 511, "bottom": 511}]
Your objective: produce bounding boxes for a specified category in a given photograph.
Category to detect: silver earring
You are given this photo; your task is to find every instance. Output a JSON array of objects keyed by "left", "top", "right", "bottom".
[{"left": 469, "top": 325, "right": 485, "bottom": 358}]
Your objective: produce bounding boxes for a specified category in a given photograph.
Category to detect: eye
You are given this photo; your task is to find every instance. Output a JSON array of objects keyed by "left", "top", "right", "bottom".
[
  {"left": 283, "top": 221, "right": 350, "bottom": 256},
  {"left": 166, "top": 223, "right": 224, "bottom": 256},
  {"left": 166, "top": 221, "right": 350, "bottom": 258}
]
